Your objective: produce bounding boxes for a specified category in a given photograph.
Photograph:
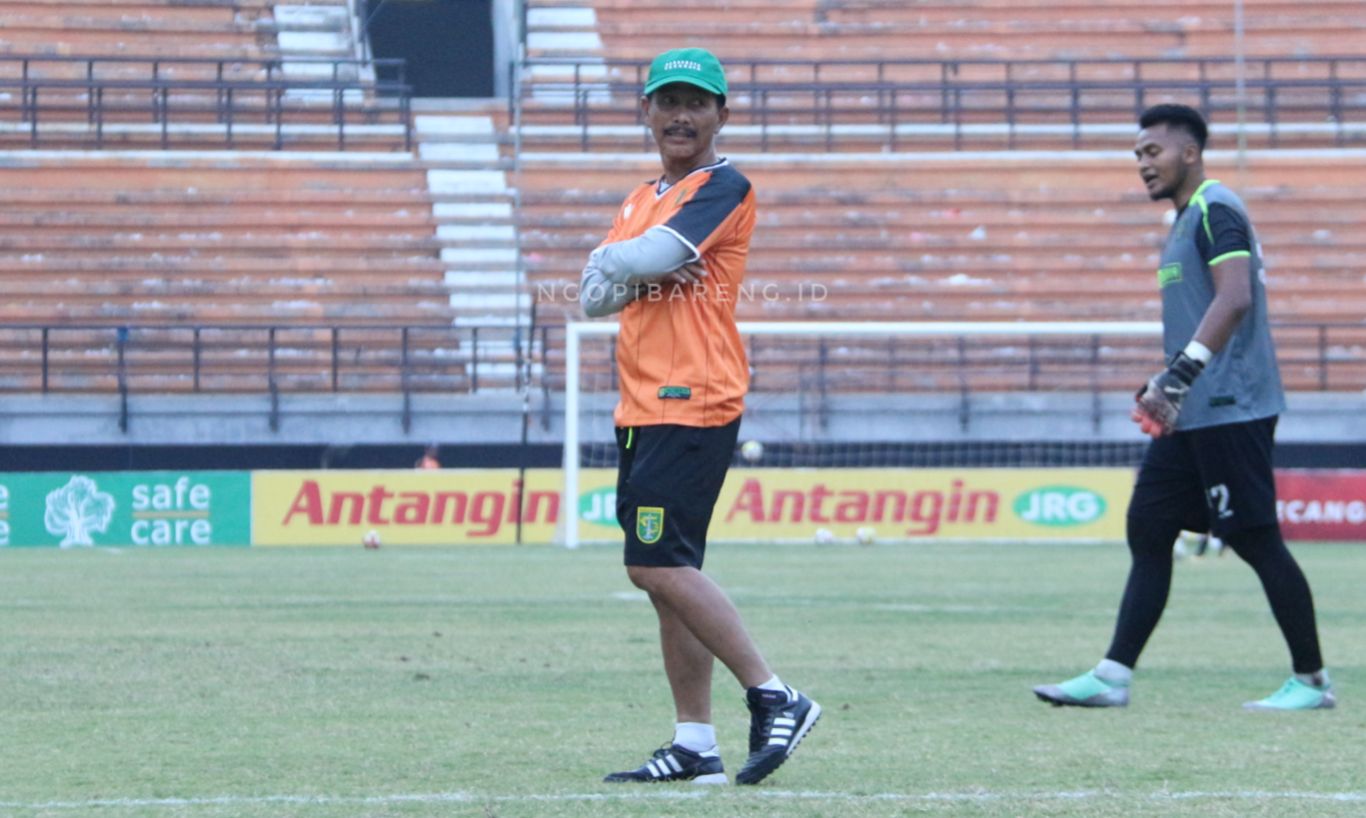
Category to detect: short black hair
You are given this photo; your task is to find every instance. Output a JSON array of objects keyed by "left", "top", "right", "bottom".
[{"left": 1139, "top": 104, "right": 1208, "bottom": 151}]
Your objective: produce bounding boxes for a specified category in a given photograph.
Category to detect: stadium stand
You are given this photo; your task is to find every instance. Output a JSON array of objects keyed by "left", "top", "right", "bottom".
[
  {"left": 0, "top": 152, "right": 443, "bottom": 325},
  {"left": 517, "top": 0, "right": 1366, "bottom": 398},
  {"left": 0, "top": 62, "right": 413, "bottom": 152},
  {"left": 0, "top": 0, "right": 279, "bottom": 60},
  {"left": 0, "top": 122, "right": 536, "bottom": 394},
  {"left": 521, "top": 0, "right": 1366, "bottom": 151},
  {"left": 0, "top": 0, "right": 533, "bottom": 390},
  {"left": 1, "top": 0, "right": 1361, "bottom": 401},
  {"left": 526, "top": 0, "right": 1366, "bottom": 61},
  {"left": 520, "top": 152, "right": 1366, "bottom": 325}
]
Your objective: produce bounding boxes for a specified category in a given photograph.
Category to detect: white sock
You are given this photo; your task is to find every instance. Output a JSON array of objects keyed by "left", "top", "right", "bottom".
[
  {"left": 673, "top": 722, "right": 716, "bottom": 753},
  {"left": 755, "top": 674, "right": 796, "bottom": 702},
  {"left": 1296, "top": 669, "right": 1330, "bottom": 688},
  {"left": 1094, "top": 659, "right": 1133, "bottom": 685}
]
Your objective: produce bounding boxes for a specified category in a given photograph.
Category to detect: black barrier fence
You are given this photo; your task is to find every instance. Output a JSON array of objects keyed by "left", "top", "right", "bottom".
[
  {"left": 519, "top": 56, "right": 1366, "bottom": 150},
  {"left": 0, "top": 56, "right": 412, "bottom": 150},
  {"left": 0, "top": 324, "right": 529, "bottom": 432},
  {"left": 2, "top": 320, "right": 1361, "bottom": 400}
]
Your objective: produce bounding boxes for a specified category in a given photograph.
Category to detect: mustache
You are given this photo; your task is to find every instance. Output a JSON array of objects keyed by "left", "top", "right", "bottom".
[{"left": 664, "top": 126, "right": 697, "bottom": 137}]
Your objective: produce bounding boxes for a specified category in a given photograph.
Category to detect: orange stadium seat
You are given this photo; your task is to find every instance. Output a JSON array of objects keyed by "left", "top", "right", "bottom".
[
  {"left": 0, "top": 153, "right": 495, "bottom": 393},
  {"left": 520, "top": 154, "right": 1366, "bottom": 332},
  {"left": 528, "top": 0, "right": 1366, "bottom": 61},
  {"left": 0, "top": 0, "right": 280, "bottom": 60},
  {"left": 0, "top": 154, "right": 446, "bottom": 325}
]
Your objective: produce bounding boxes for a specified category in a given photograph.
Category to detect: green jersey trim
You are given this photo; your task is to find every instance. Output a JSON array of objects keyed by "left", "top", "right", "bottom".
[
  {"left": 1209, "top": 250, "right": 1251, "bottom": 266},
  {"left": 1188, "top": 178, "right": 1221, "bottom": 244}
]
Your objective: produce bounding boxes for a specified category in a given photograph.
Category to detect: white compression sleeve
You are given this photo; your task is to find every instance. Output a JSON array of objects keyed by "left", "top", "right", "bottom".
[
  {"left": 589, "top": 227, "right": 697, "bottom": 284},
  {"left": 579, "top": 262, "right": 641, "bottom": 318}
]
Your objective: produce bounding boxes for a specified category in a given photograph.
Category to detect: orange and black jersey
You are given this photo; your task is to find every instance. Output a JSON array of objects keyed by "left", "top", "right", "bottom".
[{"left": 602, "top": 159, "right": 756, "bottom": 428}]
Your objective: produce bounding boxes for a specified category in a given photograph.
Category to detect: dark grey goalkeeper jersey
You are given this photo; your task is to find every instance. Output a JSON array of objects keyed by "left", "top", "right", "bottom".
[{"left": 1158, "top": 179, "right": 1285, "bottom": 430}]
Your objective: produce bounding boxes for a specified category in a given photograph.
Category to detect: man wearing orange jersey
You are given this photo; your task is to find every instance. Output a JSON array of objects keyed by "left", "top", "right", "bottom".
[{"left": 584, "top": 48, "right": 820, "bottom": 787}]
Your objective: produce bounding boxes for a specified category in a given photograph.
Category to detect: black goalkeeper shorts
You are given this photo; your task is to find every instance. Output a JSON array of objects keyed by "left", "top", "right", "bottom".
[
  {"left": 1128, "top": 415, "right": 1280, "bottom": 537},
  {"left": 615, "top": 419, "right": 741, "bottom": 568}
]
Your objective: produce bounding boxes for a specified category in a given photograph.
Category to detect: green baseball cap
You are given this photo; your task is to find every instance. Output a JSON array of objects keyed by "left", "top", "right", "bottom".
[{"left": 643, "top": 47, "right": 727, "bottom": 97}]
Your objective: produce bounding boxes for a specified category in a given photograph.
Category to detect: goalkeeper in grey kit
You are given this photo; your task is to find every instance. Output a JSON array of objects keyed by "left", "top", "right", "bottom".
[{"left": 1034, "top": 104, "right": 1333, "bottom": 710}]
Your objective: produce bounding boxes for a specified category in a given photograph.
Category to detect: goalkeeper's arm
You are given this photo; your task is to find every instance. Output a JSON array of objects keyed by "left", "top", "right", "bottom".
[
  {"left": 1134, "top": 255, "right": 1253, "bottom": 435},
  {"left": 1134, "top": 343, "right": 1210, "bottom": 435}
]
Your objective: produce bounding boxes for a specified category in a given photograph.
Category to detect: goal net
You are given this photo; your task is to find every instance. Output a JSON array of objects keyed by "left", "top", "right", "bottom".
[{"left": 560, "top": 321, "right": 1162, "bottom": 547}]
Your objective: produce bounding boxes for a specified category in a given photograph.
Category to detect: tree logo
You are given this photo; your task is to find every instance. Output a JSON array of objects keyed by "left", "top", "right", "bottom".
[{"left": 45, "top": 476, "right": 116, "bottom": 547}]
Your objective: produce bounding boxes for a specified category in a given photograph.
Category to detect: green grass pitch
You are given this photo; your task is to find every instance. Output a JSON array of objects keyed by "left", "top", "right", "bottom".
[{"left": 1, "top": 541, "right": 1363, "bottom": 817}]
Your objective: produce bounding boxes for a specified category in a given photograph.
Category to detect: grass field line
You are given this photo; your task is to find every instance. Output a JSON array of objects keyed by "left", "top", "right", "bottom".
[{"left": 6, "top": 788, "right": 1366, "bottom": 811}]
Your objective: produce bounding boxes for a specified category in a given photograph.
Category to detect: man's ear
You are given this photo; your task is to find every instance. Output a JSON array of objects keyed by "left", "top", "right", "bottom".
[
  {"left": 639, "top": 94, "right": 651, "bottom": 118},
  {"left": 1183, "top": 140, "right": 1201, "bottom": 167},
  {"left": 716, "top": 104, "right": 729, "bottom": 130}
]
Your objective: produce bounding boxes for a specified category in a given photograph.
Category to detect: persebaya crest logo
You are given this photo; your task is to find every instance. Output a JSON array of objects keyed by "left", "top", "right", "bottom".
[
  {"left": 45, "top": 475, "right": 116, "bottom": 547},
  {"left": 636, "top": 506, "right": 665, "bottom": 544}
]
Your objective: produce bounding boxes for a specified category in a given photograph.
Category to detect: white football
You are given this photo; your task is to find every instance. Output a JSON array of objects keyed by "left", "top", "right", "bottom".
[
  {"left": 814, "top": 527, "right": 834, "bottom": 545},
  {"left": 740, "top": 439, "right": 764, "bottom": 462},
  {"left": 363, "top": 529, "right": 382, "bottom": 549},
  {"left": 856, "top": 526, "right": 876, "bottom": 546},
  {"left": 1173, "top": 530, "right": 1201, "bottom": 558}
]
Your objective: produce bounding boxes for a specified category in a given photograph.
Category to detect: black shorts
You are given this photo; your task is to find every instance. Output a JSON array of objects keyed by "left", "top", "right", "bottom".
[
  {"left": 1128, "top": 415, "right": 1280, "bottom": 537},
  {"left": 615, "top": 419, "right": 741, "bottom": 568}
]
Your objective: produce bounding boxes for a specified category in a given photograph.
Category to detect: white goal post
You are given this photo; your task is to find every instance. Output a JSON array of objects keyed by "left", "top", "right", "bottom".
[{"left": 560, "top": 320, "right": 1163, "bottom": 548}]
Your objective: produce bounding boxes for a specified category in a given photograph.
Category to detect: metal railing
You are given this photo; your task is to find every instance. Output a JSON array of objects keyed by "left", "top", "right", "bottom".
[
  {"left": 0, "top": 56, "right": 412, "bottom": 150},
  {"left": 0, "top": 324, "right": 529, "bottom": 431},
  {"left": 0, "top": 55, "right": 407, "bottom": 86},
  {"left": 5, "top": 321, "right": 1364, "bottom": 391},
  {"left": 519, "top": 56, "right": 1366, "bottom": 150},
  {"left": 535, "top": 320, "right": 1366, "bottom": 395},
  {"left": 528, "top": 55, "right": 1366, "bottom": 93},
  {"left": 2, "top": 321, "right": 1362, "bottom": 432},
  {"left": 554, "top": 320, "right": 1366, "bottom": 461}
]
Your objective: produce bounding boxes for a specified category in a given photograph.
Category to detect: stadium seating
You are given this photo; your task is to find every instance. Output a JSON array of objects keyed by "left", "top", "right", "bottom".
[
  {"left": 527, "top": 0, "right": 1366, "bottom": 60},
  {"left": 525, "top": 151, "right": 1366, "bottom": 393},
  {"left": 521, "top": 0, "right": 1366, "bottom": 155},
  {"left": 0, "top": 0, "right": 279, "bottom": 60},
  {"left": 520, "top": 0, "right": 1366, "bottom": 397},
  {"left": 0, "top": 152, "right": 445, "bottom": 325},
  {"left": 520, "top": 153, "right": 1366, "bottom": 328},
  {"left": 0, "top": 149, "right": 510, "bottom": 393},
  {"left": 0, "top": 0, "right": 533, "bottom": 390},
  {"left": 3, "top": 0, "right": 1362, "bottom": 397},
  {"left": 0, "top": 0, "right": 406, "bottom": 152}
]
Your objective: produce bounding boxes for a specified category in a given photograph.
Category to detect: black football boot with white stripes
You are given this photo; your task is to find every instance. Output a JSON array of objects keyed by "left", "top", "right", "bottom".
[
  {"left": 602, "top": 743, "right": 728, "bottom": 784},
  {"left": 735, "top": 687, "right": 821, "bottom": 785}
]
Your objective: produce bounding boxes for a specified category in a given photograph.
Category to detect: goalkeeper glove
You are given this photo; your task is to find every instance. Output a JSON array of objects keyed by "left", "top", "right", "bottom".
[{"left": 1134, "top": 350, "right": 1205, "bottom": 437}]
